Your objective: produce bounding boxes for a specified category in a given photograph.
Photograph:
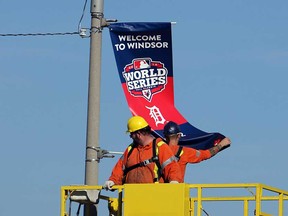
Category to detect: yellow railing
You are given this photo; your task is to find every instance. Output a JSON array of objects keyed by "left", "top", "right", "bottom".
[
  {"left": 60, "top": 183, "right": 288, "bottom": 216},
  {"left": 188, "top": 183, "right": 288, "bottom": 216}
]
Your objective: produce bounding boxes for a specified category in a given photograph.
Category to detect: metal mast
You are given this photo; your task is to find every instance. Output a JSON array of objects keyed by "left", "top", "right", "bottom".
[{"left": 84, "top": 0, "right": 104, "bottom": 215}]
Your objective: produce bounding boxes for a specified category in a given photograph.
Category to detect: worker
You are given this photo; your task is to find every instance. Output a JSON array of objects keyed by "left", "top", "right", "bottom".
[
  {"left": 103, "top": 116, "right": 182, "bottom": 190},
  {"left": 163, "top": 121, "right": 231, "bottom": 182}
]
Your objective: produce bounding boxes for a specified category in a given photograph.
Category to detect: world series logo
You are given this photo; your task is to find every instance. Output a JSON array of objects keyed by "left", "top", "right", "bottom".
[{"left": 122, "top": 58, "right": 168, "bottom": 101}]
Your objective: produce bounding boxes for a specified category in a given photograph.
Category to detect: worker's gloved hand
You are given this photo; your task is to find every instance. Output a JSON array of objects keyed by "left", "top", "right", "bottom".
[
  {"left": 169, "top": 180, "right": 179, "bottom": 184},
  {"left": 103, "top": 180, "right": 115, "bottom": 190}
]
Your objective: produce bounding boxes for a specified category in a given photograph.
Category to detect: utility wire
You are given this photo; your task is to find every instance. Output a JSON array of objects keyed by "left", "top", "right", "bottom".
[
  {"left": 201, "top": 208, "right": 210, "bottom": 216},
  {"left": 78, "top": 0, "right": 88, "bottom": 32},
  {"left": 0, "top": 32, "right": 79, "bottom": 37},
  {"left": 0, "top": 0, "right": 89, "bottom": 38}
]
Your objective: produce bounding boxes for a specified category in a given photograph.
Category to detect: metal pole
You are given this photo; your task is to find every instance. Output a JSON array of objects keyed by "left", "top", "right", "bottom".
[{"left": 84, "top": 0, "right": 104, "bottom": 215}]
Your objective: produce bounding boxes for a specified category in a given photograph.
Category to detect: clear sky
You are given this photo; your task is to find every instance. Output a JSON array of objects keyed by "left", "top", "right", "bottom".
[{"left": 1, "top": 0, "right": 287, "bottom": 215}]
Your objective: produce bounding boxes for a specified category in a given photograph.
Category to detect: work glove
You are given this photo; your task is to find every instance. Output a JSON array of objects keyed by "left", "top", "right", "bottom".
[
  {"left": 169, "top": 180, "right": 179, "bottom": 184},
  {"left": 103, "top": 180, "right": 115, "bottom": 190}
]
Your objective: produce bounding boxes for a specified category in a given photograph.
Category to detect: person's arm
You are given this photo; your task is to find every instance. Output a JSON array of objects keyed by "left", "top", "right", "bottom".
[
  {"left": 106, "top": 148, "right": 129, "bottom": 186},
  {"left": 108, "top": 157, "right": 124, "bottom": 185},
  {"left": 185, "top": 137, "right": 231, "bottom": 163},
  {"left": 209, "top": 137, "right": 231, "bottom": 157},
  {"left": 103, "top": 158, "right": 123, "bottom": 190}
]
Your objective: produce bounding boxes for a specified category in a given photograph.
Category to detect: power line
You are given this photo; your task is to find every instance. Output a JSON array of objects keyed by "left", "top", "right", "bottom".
[
  {"left": 0, "top": 31, "right": 79, "bottom": 37},
  {"left": 78, "top": 0, "right": 88, "bottom": 32},
  {"left": 0, "top": 0, "right": 89, "bottom": 38}
]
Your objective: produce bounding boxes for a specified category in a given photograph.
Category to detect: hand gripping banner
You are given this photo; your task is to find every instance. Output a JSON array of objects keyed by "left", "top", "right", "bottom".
[{"left": 109, "top": 22, "right": 226, "bottom": 150}]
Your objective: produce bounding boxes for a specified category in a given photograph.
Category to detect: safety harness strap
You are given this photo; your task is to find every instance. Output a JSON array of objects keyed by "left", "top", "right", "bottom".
[
  {"left": 123, "top": 139, "right": 161, "bottom": 182},
  {"left": 152, "top": 139, "right": 162, "bottom": 182},
  {"left": 127, "top": 143, "right": 135, "bottom": 159},
  {"left": 175, "top": 146, "right": 183, "bottom": 161}
]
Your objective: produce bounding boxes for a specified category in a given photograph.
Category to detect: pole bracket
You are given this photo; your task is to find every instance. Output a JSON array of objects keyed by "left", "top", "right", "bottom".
[{"left": 86, "top": 146, "right": 115, "bottom": 162}]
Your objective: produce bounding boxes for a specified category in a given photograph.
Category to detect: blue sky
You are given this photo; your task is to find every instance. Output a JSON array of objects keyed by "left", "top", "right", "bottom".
[{"left": 1, "top": 0, "right": 287, "bottom": 215}]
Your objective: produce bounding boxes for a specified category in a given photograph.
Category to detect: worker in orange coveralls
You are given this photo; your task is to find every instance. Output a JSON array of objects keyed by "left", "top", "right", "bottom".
[
  {"left": 163, "top": 121, "right": 231, "bottom": 182},
  {"left": 103, "top": 116, "right": 182, "bottom": 190}
]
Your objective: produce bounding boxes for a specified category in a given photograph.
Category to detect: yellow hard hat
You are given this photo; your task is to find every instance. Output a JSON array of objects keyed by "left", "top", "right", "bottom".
[{"left": 126, "top": 116, "right": 149, "bottom": 133}]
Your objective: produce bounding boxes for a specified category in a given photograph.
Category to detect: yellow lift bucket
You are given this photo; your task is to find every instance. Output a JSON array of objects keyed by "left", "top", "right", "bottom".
[{"left": 123, "top": 183, "right": 190, "bottom": 216}]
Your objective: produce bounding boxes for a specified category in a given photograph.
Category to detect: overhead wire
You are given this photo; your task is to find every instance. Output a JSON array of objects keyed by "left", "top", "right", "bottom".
[
  {"left": 78, "top": 0, "right": 88, "bottom": 33},
  {"left": 0, "top": 32, "right": 78, "bottom": 37},
  {"left": 0, "top": 0, "right": 89, "bottom": 38}
]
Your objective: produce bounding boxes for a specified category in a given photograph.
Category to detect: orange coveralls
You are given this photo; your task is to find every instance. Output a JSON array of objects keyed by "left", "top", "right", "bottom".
[
  {"left": 170, "top": 146, "right": 212, "bottom": 182},
  {"left": 109, "top": 138, "right": 182, "bottom": 184}
]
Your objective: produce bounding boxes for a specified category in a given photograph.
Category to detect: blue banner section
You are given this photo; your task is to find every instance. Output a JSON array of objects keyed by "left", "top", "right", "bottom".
[
  {"left": 109, "top": 22, "right": 227, "bottom": 150},
  {"left": 109, "top": 22, "right": 173, "bottom": 83},
  {"left": 154, "top": 122, "right": 225, "bottom": 150}
]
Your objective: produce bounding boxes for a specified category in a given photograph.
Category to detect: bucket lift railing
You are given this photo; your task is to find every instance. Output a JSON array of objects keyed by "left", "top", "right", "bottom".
[
  {"left": 188, "top": 183, "right": 288, "bottom": 216},
  {"left": 60, "top": 183, "right": 288, "bottom": 216}
]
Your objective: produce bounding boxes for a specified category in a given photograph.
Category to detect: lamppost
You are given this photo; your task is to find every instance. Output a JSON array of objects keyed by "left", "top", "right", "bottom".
[{"left": 84, "top": 0, "right": 103, "bottom": 215}]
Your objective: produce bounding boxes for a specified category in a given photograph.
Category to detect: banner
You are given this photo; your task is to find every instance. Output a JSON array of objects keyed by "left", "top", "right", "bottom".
[{"left": 109, "top": 22, "right": 226, "bottom": 150}]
